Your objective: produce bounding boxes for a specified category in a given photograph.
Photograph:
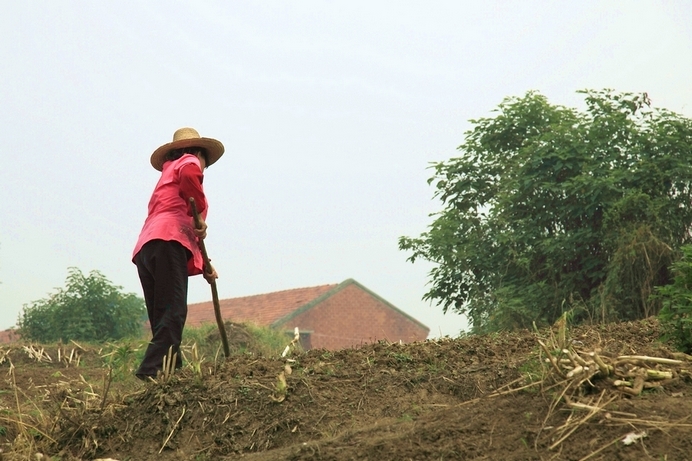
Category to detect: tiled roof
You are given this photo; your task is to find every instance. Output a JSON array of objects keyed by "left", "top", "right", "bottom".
[
  {"left": 0, "top": 329, "right": 19, "bottom": 344},
  {"left": 186, "top": 283, "right": 339, "bottom": 327}
]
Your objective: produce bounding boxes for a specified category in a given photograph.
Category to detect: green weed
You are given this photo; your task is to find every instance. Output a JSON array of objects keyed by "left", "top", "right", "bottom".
[
  {"left": 518, "top": 356, "right": 545, "bottom": 384},
  {"left": 100, "top": 341, "right": 144, "bottom": 380},
  {"left": 390, "top": 352, "right": 413, "bottom": 363}
]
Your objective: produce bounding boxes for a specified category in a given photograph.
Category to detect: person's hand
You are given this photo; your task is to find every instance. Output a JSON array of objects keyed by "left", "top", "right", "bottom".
[
  {"left": 203, "top": 264, "right": 218, "bottom": 284},
  {"left": 194, "top": 217, "right": 208, "bottom": 240}
]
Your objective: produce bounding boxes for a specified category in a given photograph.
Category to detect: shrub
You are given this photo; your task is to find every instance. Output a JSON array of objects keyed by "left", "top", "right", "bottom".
[
  {"left": 656, "top": 245, "right": 692, "bottom": 352},
  {"left": 17, "top": 268, "right": 145, "bottom": 343}
]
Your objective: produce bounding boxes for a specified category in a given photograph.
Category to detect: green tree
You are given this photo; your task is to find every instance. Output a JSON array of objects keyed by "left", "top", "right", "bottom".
[
  {"left": 400, "top": 90, "right": 692, "bottom": 332},
  {"left": 656, "top": 244, "right": 692, "bottom": 353},
  {"left": 17, "top": 267, "right": 145, "bottom": 343}
]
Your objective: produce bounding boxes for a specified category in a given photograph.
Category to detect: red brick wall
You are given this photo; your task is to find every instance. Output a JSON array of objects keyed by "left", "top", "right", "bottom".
[
  {"left": 283, "top": 284, "right": 428, "bottom": 350},
  {"left": 0, "top": 329, "right": 20, "bottom": 344}
]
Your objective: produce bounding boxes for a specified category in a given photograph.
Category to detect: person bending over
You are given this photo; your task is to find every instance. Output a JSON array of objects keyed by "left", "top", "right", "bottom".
[{"left": 132, "top": 127, "right": 224, "bottom": 380}]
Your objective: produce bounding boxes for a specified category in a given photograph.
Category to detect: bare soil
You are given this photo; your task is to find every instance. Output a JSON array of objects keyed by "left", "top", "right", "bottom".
[{"left": 1, "top": 318, "right": 691, "bottom": 460}]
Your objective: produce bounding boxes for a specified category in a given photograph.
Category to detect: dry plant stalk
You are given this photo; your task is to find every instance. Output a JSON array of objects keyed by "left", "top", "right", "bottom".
[
  {"left": 282, "top": 327, "right": 301, "bottom": 358},
  {"left": 539, "top": 333, "right": 689, "bottom": 398},
  {"left": 549, "top": 391, "right": 614, "bottom": 450},
  {"left": 159, "top": 347, "right": 178, "bottom": 383},
  {"left": 0, "top": 347, "right": 10, "bottom": 364},
  {"left": 100, "top": 367, "right": 113, "bottom": 411},
  {"left": 536, "top": 318, "right": 692, "bottom": 453},
  {"left": 271, "top": 371, "right": 288, "bottom": 402},
  {"left": 57, "top": 346, "right": 81, "bottom": 368},
  {"left": 188, "top": 342, "right": 204, "bottom": 380},
  {"left": 159, "top": 406, "right": 186, "bottom": 454},
  {"left": 270, "top": 327, "right": 302, "bottom": 403},
  {"left": 23, "top": 345, "right": 52, "bottom": 362},
  {"left": 10, "top": 362, "right": 26, "bottom": 436},
  {"left": 2, "top": 360, "right": 58, "bottom": 456}
]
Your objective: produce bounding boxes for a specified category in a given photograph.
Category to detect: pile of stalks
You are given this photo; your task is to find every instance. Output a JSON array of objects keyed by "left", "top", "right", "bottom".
[
  {"left": 538, "top": 317, "right": 692, "bottom": 398},
  {"left": 21, "top": 342, "right": 84, "bottom": 367},
  {"left": 535, "top": 316, "right": 692, "bottom": 457}
]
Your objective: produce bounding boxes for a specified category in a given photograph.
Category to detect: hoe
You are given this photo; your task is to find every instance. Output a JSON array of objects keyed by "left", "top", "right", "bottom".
[{"left": 190, "top": 197, "right": 231, "bottom": 358}]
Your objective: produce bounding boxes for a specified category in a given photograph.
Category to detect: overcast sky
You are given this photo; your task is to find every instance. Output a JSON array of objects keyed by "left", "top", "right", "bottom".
[{"left": 2, "top": 1, "right": 692, "bottom": 338}]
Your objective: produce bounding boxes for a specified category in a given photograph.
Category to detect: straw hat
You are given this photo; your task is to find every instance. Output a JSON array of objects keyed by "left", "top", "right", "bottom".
[{"left": 150, "top": 127, "right": 225, "bottom": 171}]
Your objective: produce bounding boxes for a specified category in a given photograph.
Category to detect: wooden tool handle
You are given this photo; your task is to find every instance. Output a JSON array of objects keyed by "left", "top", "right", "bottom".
[
  {"left": 189, "top": 198, "right": 212, "bottom": 275},
  {"left": 189, "top": 197, "right": 230, "bottom": 358}
]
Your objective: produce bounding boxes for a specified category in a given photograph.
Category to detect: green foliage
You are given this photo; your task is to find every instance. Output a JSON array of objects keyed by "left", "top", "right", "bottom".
[
  {"left": 245, "top": 323, "right": 301, "bottom": 356},
  {"left": 103, "top": 323, "right": 297, "bottom": 383},
  {"left": 101, "top": 340, "right": 146, "bottom": 380},
  {"left": 182, "top": 322, "right": 294, "bottom": 358},
  {"left": 400, "top": 90, "right": 692, "bottom": 332},
  {"left": 17, "top": 267, "right": 145, "bottom": 343},
  {"left": 518, "top": 357, "right": 544, "bottom": 385},
  {"left": 656, "top": 245, "right": 692, "bottom": 353},
  {"left": 182, "top": 323, "right": 218, "bottom": 349}
]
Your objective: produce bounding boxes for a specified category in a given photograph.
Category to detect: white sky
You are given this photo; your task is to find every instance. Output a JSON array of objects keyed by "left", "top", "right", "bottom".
[{"left": 2, "top": 1, "right": 692, "bottom": 338}]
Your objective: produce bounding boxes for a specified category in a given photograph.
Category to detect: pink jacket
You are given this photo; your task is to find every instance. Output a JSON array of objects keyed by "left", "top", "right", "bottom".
[{"left": 132, "top": 155, "right": 207, "bottom": 275}]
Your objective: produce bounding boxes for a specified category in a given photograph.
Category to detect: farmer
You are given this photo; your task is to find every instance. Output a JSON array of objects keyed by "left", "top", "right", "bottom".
[{"left": 132, "top": 127, "right": 224, "bottom": 380}]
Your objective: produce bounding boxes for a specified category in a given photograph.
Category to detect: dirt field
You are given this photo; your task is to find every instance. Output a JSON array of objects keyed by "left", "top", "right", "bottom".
[{"left": 1, "top": 318, "right": 691, "bottom": 460}]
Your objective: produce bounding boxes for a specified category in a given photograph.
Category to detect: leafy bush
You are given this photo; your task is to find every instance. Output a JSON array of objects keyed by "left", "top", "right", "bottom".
[
  {"left": 657, "top": 245, "right": 692, "bottom": 353},
  {"left": 182, "top": 322, "right": 297, "bottom": 359},
  {"left": 17, "top": 267, "right": 145, "bottom": 343},
  {"left": 400, "top": 90, "right": 692, "bottom": 332}
]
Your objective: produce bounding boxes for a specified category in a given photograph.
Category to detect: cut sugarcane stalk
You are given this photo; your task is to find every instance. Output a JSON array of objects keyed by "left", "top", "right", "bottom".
[
  {"left": 566, "top": 365, "right": 584, "bottom": 378},
  {"left": 617, "top": 355, "right": 682, "bottom": 366},
  {"left": 539, "top": 340, "right": 566, "bottom": 378},
  {"left": 620, "top": 376, "right": 644, "bottom": 396},
  {"left": 590, "top": 351, "right": 612, "bottom": 377},
  {"left": 646, "top": 369, "right": 673, "bottom": 380}
]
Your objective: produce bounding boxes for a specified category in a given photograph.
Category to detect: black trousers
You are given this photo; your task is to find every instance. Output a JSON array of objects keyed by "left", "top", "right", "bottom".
[{"left": 134, "top": 239, "right": 190, "bottom": 377}]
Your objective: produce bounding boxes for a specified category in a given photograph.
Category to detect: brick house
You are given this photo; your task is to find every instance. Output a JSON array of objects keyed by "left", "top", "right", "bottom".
[
  {"left": 186, "top": 279, "right": 429, "bottom": 350},
  {"left": 0, "top": 328, "right": 19, "bottom": 344}
]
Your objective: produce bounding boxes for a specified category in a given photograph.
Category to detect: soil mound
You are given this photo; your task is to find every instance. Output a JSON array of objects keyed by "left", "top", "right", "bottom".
[
  {"left": 205, "top": 321, "right": 257, "bottom": 352},
  {"left": 3, "top": 319, "right": 692, "bottom": 460}
]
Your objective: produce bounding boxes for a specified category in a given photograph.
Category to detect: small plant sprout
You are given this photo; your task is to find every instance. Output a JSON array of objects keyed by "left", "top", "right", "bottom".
[{"left": 159, "top": 346, "right": 178, "bottom": 383}]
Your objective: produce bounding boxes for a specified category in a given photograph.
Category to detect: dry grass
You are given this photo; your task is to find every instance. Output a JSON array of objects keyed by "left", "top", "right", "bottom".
[{"left": 533, "top": 314, "right": 692, "bottom": 457}]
